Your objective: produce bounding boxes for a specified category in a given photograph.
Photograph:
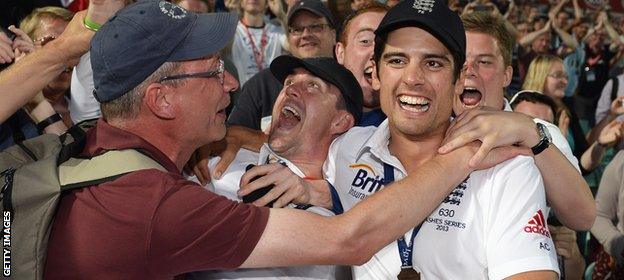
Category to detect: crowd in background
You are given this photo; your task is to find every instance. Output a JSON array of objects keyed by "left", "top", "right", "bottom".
[{"left": 5, "top": 0, "right": 624, "bottom": 279}]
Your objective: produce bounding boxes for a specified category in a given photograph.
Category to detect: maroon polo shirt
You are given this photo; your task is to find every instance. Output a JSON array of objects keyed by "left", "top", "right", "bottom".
[{"left": 44, "top": 120, "right": 269, "bottom": 279}]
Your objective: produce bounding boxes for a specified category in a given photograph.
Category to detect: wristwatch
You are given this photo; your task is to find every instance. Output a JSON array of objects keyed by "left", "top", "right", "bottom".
[{"left": 531, "top": 122, "right": 552, "bottom": 156}]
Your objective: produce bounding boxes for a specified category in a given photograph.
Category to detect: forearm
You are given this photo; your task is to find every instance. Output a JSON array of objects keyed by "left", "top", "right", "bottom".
[
  {"left": 520, "top": 28, "right": 549, "bottom": 47},
  {"left": 548, "top": 0, "right": 565, "bottom": 19},
  {"left": 580, "top": 142, "right": 606, "bottom": 172},
  {"left": 573, "top": 0, "right": 581, "bottom": 21},
  {"left": 536, "top": 145, "right": 595, "bottom": 230},
  {"left": 592, "top": 216, "right": 624, "bottom": 258},
  {"left": 228, "top": 125, "right": 267, "bottom": 152},
  {"left": 564, "top": 248, "right": 586, "bottom": 280},
  {"left": 604, "top": 20, "right": 620, "bottom": 43},
  {"left": 27, "top": 98, "right": 68, "bottom": 135},
  {"left": 0, "top": 45, "right": 69, "bottom": 122},
  {"left": 588, "top": 113, "right": 617, "bottom": 144},
  {"left": 555, "top": 28, "right": 579, "bottom": 49},
  {"left": 243, "top": 148, "right": 475, "bottom": 268}
]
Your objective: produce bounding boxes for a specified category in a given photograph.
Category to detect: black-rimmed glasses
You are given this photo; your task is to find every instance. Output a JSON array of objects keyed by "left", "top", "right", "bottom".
[
  {"left": 288, "top": 23, "right": 330, "bottom": 36},
  {"left": 158, "top": 59, "right": 224, "bottom": 85}
]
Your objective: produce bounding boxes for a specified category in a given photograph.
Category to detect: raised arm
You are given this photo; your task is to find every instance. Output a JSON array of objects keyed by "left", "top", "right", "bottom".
[
  {"left": 440, "top": 108, "right": 595, "bottom": 230},
  {"left": 548, "top": 0, "right": 568, "bottom": 21},
  {"left": 0, "top": 11, "right": 92, "bottom": 122},
  {"left": 519, "top": 21, "right": 552, "bottom": 48}
]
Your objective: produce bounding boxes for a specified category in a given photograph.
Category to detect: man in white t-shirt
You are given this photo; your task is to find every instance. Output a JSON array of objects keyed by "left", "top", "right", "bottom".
[
  {"left": 323, "top": 1, "right": 559, "bottom": 279},
  {"left": 189, "top": 56, "right": 362, "bottom": 279}
]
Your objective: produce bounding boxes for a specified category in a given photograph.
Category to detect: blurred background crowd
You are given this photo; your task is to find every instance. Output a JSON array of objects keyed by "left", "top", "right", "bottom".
[{"left": 5, "top": 0, "right": 624, "bottom": 279}]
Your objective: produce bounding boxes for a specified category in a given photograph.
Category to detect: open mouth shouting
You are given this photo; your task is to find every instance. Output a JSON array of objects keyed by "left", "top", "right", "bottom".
[
  {"left": 363, "top": 65, "right": 374, "bottom": 87},
  {"left": 398, "top": 95, "right": 430, "bottom": 113},
  {"left": 275, "top": 104, "right": 302, "bottom": 131},
  {"left": 460, "top": 87, "right": 482, "bottom": 108}
]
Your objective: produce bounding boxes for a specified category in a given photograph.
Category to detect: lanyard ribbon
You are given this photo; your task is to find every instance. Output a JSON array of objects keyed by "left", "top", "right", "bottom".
[
  {"left": 241, "top": 19, "right": 268, "bottom": 71},
  {"left": 383, "top": 162, "right": 421, "bottom": 267}
]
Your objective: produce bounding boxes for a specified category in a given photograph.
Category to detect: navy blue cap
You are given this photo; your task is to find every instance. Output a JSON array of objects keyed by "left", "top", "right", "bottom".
[
  {"left": 375, "top": 0, "right": 466, "bottom": 66},
  {"left": 287, "top": 0, "right": 335, "bottom": 28},
  {"left": 270, "top": 55, "right": 363, "bottom": 123},
  {"left": 91, "top": 0, "right": 238, "bottom": 103}
]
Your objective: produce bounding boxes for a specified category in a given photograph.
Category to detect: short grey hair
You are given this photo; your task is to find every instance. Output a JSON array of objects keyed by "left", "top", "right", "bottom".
[{"left": 101, "top": 61, "right": 184, "bottom": 120}]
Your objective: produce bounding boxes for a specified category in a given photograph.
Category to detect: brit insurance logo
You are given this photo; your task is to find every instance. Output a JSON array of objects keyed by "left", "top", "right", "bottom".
[
  {"left": 348, "top": 163, "right": 384, "bottom": 200},
  {"left": 524, "top": 209, "right": 551, "bottom": 238}
]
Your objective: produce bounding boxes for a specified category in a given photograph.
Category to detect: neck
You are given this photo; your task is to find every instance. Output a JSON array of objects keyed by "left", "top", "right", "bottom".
[
  {"left": 109, "top": 118, "right": 193, "bottom": 172},
  {"left": 243, "top": 13, "right": 265, "bottom": 28},
  {"left": 362, "top": 106, "right": 380, "bottom": 113},
  {"left": 272, "top": 139, "right": 331, "bottom": 179},
  {"left": 287, "top": 158, "right": 324, "bottom": 179},
  {"left": 388, "top": 122, "right": 449, "bottom": 173}
]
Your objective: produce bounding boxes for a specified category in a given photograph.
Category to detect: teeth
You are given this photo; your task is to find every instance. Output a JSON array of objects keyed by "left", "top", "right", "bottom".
[
  {"left": 282, "top": 106, "right": 301, "bottom": 120},
  {"left": 364, "top": 66, "right": 373, "bottom": 74},
  {"left": 399, "top": 95, "right": 429, "bottom": 105},
  {"left": 463, "top": 87, "right": 480, "bottom": 93}
]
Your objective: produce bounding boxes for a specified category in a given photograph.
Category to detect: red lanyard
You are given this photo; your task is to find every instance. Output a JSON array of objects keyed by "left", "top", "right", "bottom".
[{"left": 241, "top": 18, "right": 268, "bottom": 71}]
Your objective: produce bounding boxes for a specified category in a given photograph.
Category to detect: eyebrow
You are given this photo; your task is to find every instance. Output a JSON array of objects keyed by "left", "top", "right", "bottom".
[
  {"left": 474, "top": 54, "right": 496, "bottom": 59},
  {"left": 422, "top": 53, "right": 452, "bottom": 63},
  {"left": 355, "top": 28, "right": 376, "bottom": 34},
  {"left": 382, "top": 51, "right": 406, "bottom": 59}
]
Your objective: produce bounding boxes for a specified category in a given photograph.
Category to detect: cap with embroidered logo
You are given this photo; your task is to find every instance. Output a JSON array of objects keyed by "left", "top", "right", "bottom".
[
  {"left": 90, "top": 0, "right": 238, "bottom": 103},
  {"left": 375, "top": 0, "right": 466, "bottom": 66}
]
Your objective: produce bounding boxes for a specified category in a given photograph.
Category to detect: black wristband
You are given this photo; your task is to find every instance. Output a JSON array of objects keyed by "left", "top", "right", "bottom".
[
  {"left": 36, "top": 113, "right": 62, "bottom": 131},
  {"left": 531, "top": 138, "right": 549, "bottom": 155}
]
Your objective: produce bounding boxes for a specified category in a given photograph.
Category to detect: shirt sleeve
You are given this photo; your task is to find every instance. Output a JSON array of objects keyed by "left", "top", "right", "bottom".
[
  {"left": 591, "top": 151, "right": 624, "bottom": 263},
  {"left": 485, "top": 156, "right": 560, "bottom": 279},
  {"left": 146, "top": 179, "right": 269, "bottom": 275},
  {"left": 595, "top": 79, "right": 614, "bottom": 124}
]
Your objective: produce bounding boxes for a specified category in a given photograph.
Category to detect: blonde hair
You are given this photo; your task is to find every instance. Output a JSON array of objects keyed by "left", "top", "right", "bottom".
[
  {"left": 19, "top": 6, "right": 74, "bottom": 39},
  {"left": 462, "top": 12, "right": 514, "bottom": 67},
  {"left": 522, "top": 54, "right": 562, "bottom": 93}
]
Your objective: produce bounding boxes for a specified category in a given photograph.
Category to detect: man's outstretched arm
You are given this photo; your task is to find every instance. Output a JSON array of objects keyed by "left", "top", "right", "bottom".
[{"left": 240, "top": 145, "right": 476, "bottom": 268}]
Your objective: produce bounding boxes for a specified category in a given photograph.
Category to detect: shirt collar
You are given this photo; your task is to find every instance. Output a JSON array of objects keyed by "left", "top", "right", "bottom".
[
  {"left": 82, "top": 119, "right": 180, "bottom": 174},
  {"left": 258, "top": 144, "right": 306, "bottom": 177},
  {"left": 503, "top": 98, "right": 512, "bottom": 112},
  {"left": 355, "top": 119, "right": 406, "bottom": 175}
]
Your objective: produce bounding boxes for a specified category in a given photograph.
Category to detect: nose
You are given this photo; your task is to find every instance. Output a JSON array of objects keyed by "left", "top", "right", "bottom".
[
  {"left": 402, "top": 62, "right": 425, "bottom": 87},
  {"left": 464, "top": 60, "right": 477, "bottom": 79},
  {"left": 285, "top": 82, "right": 303, "bottom": 98},
  {"left": 300, "top": 27, "right": 315, "bottom": 38},
  {"left": 223, "top": 70, "right": 239, "bottom": 95}
]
